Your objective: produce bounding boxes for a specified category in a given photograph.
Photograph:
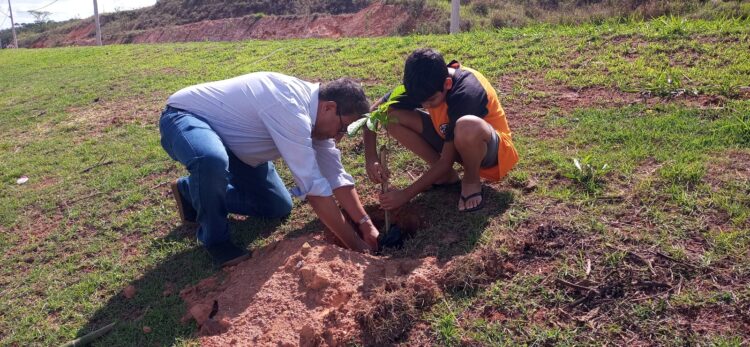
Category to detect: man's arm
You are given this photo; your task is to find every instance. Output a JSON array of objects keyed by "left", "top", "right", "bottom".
[
  {"left": 307, "top": 195, "right": 372, "bottom": 252},
  {"left": 311, "top": 139, "right": 378, "bottom": 251},
  {"left": 333, "top": 185, "right": 379, "bottom": 250}
]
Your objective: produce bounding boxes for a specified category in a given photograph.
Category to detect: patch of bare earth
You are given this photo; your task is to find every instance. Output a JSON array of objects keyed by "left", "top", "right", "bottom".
[
  {"left": 61, "top": 94, "right": 165, "bottom": 139},
  {"left": 179, "top": 235, "right": 440, "bottom": 346},
  {"left": 706, "top": 150, "right": 750, "bottom": 188},
  {"left": 439, "top": 213, "right": 748, "bottom": 344}
]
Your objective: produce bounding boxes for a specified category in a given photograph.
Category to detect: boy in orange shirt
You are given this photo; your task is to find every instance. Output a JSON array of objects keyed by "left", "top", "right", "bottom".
[{"left": 363, "top": 48, "right": 518, "bottom": 212}]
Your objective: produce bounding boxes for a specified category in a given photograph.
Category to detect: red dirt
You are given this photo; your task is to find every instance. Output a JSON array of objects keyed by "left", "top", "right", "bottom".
[
  {"left": 179, "top": 234, "right": 440, "bottom": 346},
  {"left": 30, "top": 2, "right": 411, "bottom": 48}
]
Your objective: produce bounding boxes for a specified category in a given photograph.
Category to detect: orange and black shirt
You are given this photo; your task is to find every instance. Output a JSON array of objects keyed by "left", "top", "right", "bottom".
[{"left": 387, "top": 60, "right": 512, "bottom": 142}]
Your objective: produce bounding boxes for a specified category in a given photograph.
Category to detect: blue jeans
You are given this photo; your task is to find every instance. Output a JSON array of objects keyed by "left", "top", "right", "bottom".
[{"left": 159, "top": 106, "right": 293, "bottom": 247}]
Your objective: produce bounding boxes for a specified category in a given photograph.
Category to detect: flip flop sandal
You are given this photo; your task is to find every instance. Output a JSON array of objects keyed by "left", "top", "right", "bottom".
[{"left": 459, "top": 186, "right": 485, "bottom": 213}]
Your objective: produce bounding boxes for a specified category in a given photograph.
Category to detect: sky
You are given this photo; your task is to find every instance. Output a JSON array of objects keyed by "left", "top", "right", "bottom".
[{"left": 1, "top": 0, "right": 157, "bottom": 29}]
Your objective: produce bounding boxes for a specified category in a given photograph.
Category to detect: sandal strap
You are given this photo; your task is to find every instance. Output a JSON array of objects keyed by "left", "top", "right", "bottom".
[{"left": 460, "top": 191, "right": 483, "bottom": 202}]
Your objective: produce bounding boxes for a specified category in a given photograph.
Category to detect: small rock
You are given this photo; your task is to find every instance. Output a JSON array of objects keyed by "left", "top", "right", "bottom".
[
  {"left": 16, "top": 176, "right": 29, "bottom": 185},
  {"left": 142, "top": 326, "right": 152, "bottom": 334},
  {"left": 301, "top": 242, "right": 312, "bottom": 256},
  {"left": 299, "top": 267, "right": 330, "bottom": 290},
  {"left": 123, "top": 285, "right": 136, "bottom": 299},
  {"left": 190, "top": 303, "right": 213, "bottom": 326}
]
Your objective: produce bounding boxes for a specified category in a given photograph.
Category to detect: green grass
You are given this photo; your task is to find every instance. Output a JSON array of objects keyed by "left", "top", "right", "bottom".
[{"left": 1, "top": 16, "right": 749, "bottom": 346}]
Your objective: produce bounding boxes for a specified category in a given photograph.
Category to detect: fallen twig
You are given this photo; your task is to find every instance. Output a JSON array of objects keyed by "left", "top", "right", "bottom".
[
  {"left": 556, "top": 278, "right": 599, "bottom": 294},
  {"left": 59, "top": 322, "right": 116, "bottom": 347},
  {"left": 652, "top": 250, "right": 698, "bottom": 269},
  {"left": 569, "top": 291, "right": 596, "bottom": 308},
  {"left": 81, "top": 155, "right": 114, "bottom": 173},
  {"left": 606, "top": 243, "right": 656, "bottom": 276},
  {"left": 62, "top": 191, "right": 105, "bottom": 208}
]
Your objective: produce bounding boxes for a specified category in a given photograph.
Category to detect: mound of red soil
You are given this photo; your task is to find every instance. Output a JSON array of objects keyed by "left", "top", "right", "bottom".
[{"left": 179, "top": 234, "right": 439, "bottom": 346}]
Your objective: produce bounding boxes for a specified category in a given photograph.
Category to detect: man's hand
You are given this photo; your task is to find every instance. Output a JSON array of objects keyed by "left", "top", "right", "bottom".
[
  {"left": 379, "top": 189, "right": 411, "bottom": 211},
  {"left": 365, "top": 159, "right": 389, "bottom": 184},
  {"left": 359, "top": 221, "right": 379, "bottom": 252},
  {"left": 308, "top": 195, "right": 371, "bottom": 252}
]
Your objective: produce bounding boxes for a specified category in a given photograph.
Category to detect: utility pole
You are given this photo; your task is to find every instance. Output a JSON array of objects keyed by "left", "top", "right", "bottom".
[
  {"left": 8, "top": 0, "right": 17, "bottom": 48},
  {"left": 93, "top": 0, "right": 102, "bottom": 45},
  {"left": 450, "top": 0, "right": 460, "bottom": 34}
]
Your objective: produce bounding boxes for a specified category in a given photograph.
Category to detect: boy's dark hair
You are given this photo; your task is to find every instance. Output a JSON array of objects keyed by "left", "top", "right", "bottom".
[
  {"left": 403, "top": 48, "right": 449, "bottom": 103},
  {"left": 319, "top": 78, "right": 370, "bottom": 117}
]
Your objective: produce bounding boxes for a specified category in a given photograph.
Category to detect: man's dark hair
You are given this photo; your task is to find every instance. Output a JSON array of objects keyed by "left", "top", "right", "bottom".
[
  {"left": 319, "top": 78, "right": 370, "bottom": 117},
  {"left": 403, "top": 48, "right": 449, "bottom": 103}
]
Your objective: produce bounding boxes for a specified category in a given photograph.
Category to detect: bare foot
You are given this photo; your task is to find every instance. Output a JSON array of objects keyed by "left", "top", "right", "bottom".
[
  {"left": 434, "top": 169, "right": 460, "bottom": 185},
  {"left": 458, "top": 181, "right": 483, "bottom": 212}
]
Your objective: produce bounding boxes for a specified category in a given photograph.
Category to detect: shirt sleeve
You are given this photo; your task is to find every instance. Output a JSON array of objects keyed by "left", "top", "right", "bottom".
[
  {"left": 257, "top": 104, "right": 332, "bottom": 200},
  {"left": 312, "top": 138, "right": 355, "bottom": 190}
]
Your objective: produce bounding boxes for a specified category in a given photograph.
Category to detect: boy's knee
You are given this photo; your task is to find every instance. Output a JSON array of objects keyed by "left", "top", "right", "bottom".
[{"left": 454, "top": 116, "right": 488, "bottom": 145}]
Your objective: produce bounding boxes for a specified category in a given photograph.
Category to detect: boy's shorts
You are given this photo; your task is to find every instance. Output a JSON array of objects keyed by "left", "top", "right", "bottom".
[{"left": 418, "top": 110, "right": 518, "bottom": 182}]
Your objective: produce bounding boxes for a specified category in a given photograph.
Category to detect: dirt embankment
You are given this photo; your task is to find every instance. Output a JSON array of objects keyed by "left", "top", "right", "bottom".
[{"left": 30, "top": 2, "right": 412, "bottom": 48}]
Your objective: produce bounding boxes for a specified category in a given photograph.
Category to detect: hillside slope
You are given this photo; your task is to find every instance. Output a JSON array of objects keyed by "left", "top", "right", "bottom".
[
  {"left": 3, "top": 0, "right": 750, "bottom": 48},
  {"left": 28, "top": 2, "right": 414, "bottom": 47}
]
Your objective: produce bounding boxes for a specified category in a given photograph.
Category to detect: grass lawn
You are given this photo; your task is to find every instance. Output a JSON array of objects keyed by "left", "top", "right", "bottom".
[{"left": 0, "top": 16, "right": 748, "bottom": 346}]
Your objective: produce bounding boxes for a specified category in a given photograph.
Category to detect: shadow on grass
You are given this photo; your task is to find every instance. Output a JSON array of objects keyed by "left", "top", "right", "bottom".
[
  {"left": 74, "top": 216, "right": 286, "bottom": 346},
  {"left": 376, "top": 185, "right": 515, "bottom": 261}
]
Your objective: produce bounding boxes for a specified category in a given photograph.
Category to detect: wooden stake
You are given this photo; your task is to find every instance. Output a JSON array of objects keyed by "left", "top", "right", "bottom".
[{"left": 379, "top": 145, "right": 390, "bottom": 232}]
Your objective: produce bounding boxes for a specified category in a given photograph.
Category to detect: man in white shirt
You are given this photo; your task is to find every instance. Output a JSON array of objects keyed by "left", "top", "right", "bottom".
[{"left": 159, "top": 72, "right": 378, "bottom": 267}]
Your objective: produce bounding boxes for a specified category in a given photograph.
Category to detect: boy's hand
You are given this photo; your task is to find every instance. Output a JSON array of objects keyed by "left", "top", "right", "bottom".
[
  {"left": 379, "top": 189, "right": 410, "bottom": 210},
  {"left": 366, "top": 159, "right": 388, "bottom": 184}
]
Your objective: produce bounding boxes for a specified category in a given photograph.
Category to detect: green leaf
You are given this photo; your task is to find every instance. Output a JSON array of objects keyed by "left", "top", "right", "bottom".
[
  {"left": 367, "top": 117, "right": 378, "bottom": 131},
  {"left": 347, "top": 117, "right": 369, "bottom": 137}
]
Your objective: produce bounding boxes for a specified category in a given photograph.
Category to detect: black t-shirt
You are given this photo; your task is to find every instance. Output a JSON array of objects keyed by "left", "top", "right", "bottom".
[{"left": 387, "top": 67, "right": 490, "bottom": 141}]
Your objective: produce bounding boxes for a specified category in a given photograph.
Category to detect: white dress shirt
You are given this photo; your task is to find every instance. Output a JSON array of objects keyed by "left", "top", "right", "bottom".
[{"left": 167, "top": 72, "right": 354, "bottom": 199}]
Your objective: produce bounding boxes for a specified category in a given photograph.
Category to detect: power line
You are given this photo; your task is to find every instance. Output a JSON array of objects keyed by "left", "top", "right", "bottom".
[{"left": 29, "top": 0, "right": 60, "bottom": 12}]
